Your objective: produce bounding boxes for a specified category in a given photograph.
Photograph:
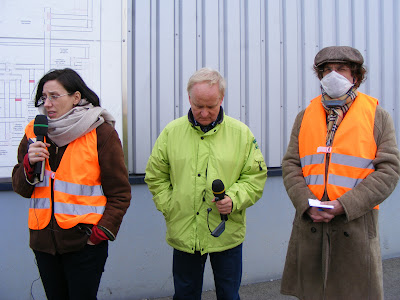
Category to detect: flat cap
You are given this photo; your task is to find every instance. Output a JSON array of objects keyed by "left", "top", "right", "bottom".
[{"left": 314, "top": 46, "right": 364, "bottom": 67}]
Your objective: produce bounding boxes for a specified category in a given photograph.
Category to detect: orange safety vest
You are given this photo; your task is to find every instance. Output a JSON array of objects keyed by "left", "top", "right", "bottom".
[
  {"left": 26, "top": 120, "right": 107, "bottom": 230},
  {"left": 299, "top": 92, "right": 378, "bottom": 207}
]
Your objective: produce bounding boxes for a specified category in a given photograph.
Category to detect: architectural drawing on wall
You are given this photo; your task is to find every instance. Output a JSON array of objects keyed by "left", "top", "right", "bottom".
[{"left": 0, "top": 0, "right": 123, "bottom": 179}]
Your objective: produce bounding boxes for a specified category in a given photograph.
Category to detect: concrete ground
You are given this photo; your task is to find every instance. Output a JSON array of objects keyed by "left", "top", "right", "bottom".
[{"left": 150, "top": 256, "right": 400, "bottom": 300}]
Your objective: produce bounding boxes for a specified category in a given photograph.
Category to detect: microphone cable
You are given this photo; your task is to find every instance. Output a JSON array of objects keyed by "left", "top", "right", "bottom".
[
  {"left": 29, "top": 256, "right": 40, "bottom": 300},
  {"left": 206, "top": 208, "right": 213, "bottom": 234}
]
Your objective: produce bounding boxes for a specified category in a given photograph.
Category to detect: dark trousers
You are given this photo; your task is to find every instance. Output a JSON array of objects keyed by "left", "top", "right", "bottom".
[
  {"left": 33, "top": 241, "right": 108, "bottom": 300},
  {"left": 173, "top": 244, "right": 242, "bottom": 300}
]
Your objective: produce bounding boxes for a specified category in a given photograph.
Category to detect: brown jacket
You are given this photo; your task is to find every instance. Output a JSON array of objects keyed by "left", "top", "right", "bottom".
[
  {"left": 12, "top": 123, "right": 131, "bottom": 255},
  {"left": 281, "top": 103, "right": 400, "bottom": 300}
]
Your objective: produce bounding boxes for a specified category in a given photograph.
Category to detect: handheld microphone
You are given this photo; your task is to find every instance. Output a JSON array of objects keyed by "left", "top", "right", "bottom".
[
  {"left": 33, "top": 115, "right": 48, "bottom": 182},
  {"left": 212, "top": 179, "right": 229, "bottom": 222},
  {"left": 210, "top": 179, "right": 228, "bottom": 237}
]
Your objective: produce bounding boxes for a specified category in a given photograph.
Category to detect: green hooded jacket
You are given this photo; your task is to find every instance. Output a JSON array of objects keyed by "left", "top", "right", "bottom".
[{"left": 145, "top": 113, "right": 268, "bottom": 255}]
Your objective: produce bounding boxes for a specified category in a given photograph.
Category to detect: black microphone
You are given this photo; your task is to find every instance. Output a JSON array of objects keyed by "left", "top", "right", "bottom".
[
  {"left": 212, "top": 179, "right": 229, "bottom": 222},
  {"left": 33, "top": 115, "right": 48, "bottom": 182},
  {"left": 209, "top": 179, "right": 229, "bottom": 237}
]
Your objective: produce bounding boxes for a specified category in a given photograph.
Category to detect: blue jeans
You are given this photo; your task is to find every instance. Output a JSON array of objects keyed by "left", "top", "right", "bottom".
[
  {"left": 173, "top": 244, "right": 242, "bottom": 300},
  {"left": 33, "top": 241, "right": 108, "bottom": 300}
]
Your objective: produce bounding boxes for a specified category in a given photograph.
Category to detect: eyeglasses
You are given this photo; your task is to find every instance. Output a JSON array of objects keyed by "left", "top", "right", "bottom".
[{"left": 37, "top": 93, "right": 72, "bottom": 106}]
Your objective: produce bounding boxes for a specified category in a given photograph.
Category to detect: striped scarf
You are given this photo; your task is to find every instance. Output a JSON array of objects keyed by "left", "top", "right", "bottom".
[{"left": 321, "top": 86, "right": 358, "bottom": 146}]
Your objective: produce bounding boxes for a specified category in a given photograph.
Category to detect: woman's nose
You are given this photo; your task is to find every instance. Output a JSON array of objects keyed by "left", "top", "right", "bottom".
[{"left": 43, "top": 97, "right": 52, "bottom": 107}]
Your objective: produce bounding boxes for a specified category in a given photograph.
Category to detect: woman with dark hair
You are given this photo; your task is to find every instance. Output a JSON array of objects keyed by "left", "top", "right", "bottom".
[
  {"left": 34, "top": 68, "right": 101, "bottom": 107},
  {"left": 12, "top": 68, "right": 131, "bottom": 300}
]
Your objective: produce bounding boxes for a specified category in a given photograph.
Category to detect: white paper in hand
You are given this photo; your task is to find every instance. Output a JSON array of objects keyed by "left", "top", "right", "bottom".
[{"left": 308, "top": 198, "right": 334, "bottom": 209}]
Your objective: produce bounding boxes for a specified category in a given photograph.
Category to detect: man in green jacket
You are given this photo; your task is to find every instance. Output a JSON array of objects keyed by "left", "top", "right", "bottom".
[{"left": 145, "top": 67, "right": 268, "bottom": 300}]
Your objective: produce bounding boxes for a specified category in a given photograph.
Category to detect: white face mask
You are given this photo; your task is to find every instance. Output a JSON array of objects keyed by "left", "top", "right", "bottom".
[{"left": 320, "top": 71, "right": 354, "bottom": 98}]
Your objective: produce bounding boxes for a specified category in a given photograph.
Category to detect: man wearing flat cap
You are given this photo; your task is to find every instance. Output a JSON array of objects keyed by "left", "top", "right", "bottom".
[{"left": 280, "top": 46, "right": 400, "bottom": 300}]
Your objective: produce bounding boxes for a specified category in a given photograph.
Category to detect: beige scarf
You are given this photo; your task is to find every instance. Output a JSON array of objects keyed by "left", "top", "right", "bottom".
[{"left": 39, "top": 99, "right": 115, "bottom": 147}]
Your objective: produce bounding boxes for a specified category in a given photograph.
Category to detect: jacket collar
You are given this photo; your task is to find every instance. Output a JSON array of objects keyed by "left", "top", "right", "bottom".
[{"left": 188, "top": 106, "right": 224, "bottom": 133}]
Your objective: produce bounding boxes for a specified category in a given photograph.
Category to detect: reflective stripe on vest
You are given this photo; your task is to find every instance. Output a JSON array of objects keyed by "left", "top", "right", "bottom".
[
  {"left": 300, "top": 153, "right": 325, "bottom": 167},
  {"left": 25, "top": 120, "right": 106, "bottom": 230},
  {"left": 304, "top": 174, "right": 324, "bottom": 186},
  {"left": 54, "top": 202, "right": 105, "bottom": 215},
  {"left": 35, "top": 170, "right": 52, "bottom": 188},
  {"left": 54, "top": 180, "right": 104, "bottom": 196},
  {"left": 328, "top": 174, "right": 364, "bottom": 189},
  {"left": 302, "top": 153, "right": 374, "bottom": 189},
  {"left": 30, "top": 198, "right": 50, "bottom": 209},
  {"left": 299, "top": 92, "right": 378, "bottom": 206}
]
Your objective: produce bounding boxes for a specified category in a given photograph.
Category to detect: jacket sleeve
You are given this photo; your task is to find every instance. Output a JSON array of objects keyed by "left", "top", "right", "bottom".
[
  {"left": 226, "top": 131, "right": 268, "bottom": 212},
  {"left": 282, "top": 110, "right": 318, "bottom": 217},
  {"left": 97, "top": 124, "right": 131, "bottom": 240},
  {"left": 144, "top": 129, "right": 172, "bottom": 217},
  {"left": 12, "top": 134, "right": 36, "bottom": 198},
  {"left": 338, "top": 107, "right": 400, "bottom": 222}
]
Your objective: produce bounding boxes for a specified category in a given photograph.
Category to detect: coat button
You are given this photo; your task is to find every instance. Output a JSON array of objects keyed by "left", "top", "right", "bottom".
[
  {"left": 201, "top": 137, "right": 204, "bottom": 140},
  {"left": 311, "top": 227, "right": 317, "bottom": 233},
  {"left": 196, "top": 212, "right": 199, "bottom": 215},
  {"left": 198, "top": 174, "right": 201, "bottom": 177},
  {"left": 344, "top": 232, "right": 350, "bottom": 237}
]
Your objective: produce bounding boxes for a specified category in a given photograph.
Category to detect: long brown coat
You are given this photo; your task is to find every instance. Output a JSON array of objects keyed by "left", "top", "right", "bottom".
[{"left": 280, "top": 103, "right": 400, "bottom": 300}]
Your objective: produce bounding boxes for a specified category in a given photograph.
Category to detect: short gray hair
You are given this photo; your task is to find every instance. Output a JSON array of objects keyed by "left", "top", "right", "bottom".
[{"left": 187, "top": 67, "right": 226, "bottom": 98}]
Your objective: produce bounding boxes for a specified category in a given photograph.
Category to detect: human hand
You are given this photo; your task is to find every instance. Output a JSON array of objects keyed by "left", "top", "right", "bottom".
[
  {"left": 87, "top": 225, "right": 109, "bottom": 245},
  {"left": 306, "top": 206, "right": 335, "bottom": 223},
  {"left": 212, "top": 195, "right": 232, "bottom": 215},
  {"left": 321, "top": 200, "right": 344, "bottom": 216},
  {"left": 28, "top": 141, "right": 50, "bottom": 165}
]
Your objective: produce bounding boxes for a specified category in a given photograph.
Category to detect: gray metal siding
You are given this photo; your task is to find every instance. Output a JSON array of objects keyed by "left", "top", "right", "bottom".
[{"left": 130, "top": 0, "right": 400, "bottom": 174}]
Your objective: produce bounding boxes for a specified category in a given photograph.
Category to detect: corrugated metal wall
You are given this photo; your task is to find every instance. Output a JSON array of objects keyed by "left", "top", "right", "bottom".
[{"left": 129, "top": 0, "right": 400, "bottom": 174}]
